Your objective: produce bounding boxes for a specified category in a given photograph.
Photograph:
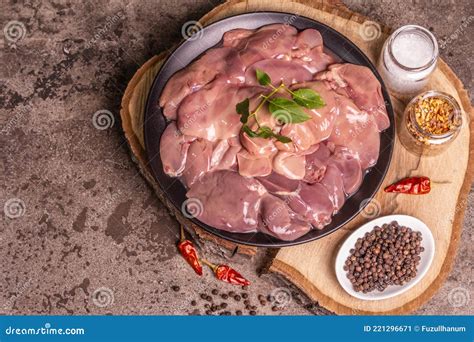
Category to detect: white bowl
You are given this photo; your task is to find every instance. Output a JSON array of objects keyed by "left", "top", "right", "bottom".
[{"left": 335, "top": 214, "right": 435, "bottom": 301}]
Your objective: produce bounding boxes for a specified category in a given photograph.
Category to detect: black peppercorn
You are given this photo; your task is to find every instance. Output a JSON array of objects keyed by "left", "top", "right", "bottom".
[{"left": 344, "top": 221, "right": 423, "bottom": 293}]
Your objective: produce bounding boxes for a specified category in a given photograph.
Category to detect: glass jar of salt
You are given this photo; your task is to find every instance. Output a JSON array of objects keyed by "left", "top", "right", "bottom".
[{"left": 378, "top": 25, "right": 438, "bottom": 97}]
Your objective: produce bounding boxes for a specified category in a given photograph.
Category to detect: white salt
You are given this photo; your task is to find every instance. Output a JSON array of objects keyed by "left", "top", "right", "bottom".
[
  {"left": 377, "top": 25, "right": 438, "bottom": 97},
  {"left": 391, "top": 33, "right": 434, "bottom": 68}
]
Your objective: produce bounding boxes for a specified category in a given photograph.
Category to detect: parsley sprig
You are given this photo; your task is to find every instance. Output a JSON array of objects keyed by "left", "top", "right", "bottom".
[{"left": 236, "top": 69, "right": 325, "bottom": 143}]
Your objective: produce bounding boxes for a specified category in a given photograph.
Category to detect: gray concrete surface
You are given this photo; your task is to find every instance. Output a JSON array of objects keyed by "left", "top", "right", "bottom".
[{"left": 0, "top": 0, "right": 472, "bottom": 315}]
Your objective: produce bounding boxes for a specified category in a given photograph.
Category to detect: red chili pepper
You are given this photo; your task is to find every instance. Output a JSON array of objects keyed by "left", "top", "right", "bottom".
[
  {"left": 384, "top": 176, "right": 431, "bottom": 195},
  {"left": 177, "top": 225, "right": 202, "bottom": 276},
  {"left": 202, "top": 259, "right": 250, "bottom": 286}
]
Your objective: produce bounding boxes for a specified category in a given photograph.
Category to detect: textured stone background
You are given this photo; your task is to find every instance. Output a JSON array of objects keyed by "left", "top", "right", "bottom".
[{"left": 0, "top": 0, "right": 472, "bottom": 315}]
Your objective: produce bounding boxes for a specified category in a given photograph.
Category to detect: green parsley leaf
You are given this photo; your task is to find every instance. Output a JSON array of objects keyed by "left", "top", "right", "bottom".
[
  {"left": 242, "top": 124, "right": 258, "bottom": 137},
  {"left": 236, "top": 98, "right": 250, "bottom": 123},
  {"left": 256, "top": 69, "right": 272, "bottom": 86},
  {"left": 242, "top": 124, "right": 292, "bottom": 143},
  {"left": 273, "top": 133, "right": 292, "bottom": 143},
  {"left": 292, "top": 88, "right": 325, "bottom": 109},
  {"left": 257, "top": 126, "right": 274, "bottom": 139},
  {"left": 268, "top": 97, "right": 312, "bottom": 123}
]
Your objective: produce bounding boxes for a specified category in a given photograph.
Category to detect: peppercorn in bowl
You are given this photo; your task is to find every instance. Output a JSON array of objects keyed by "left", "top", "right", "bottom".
[{"left": 335, "top": 215, "right": 435, "bottom": 300}]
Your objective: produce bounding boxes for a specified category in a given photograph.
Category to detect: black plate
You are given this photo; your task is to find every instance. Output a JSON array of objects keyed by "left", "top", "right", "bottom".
[{"left": 144, "top": 12, "right": 395, "bottom": 247}]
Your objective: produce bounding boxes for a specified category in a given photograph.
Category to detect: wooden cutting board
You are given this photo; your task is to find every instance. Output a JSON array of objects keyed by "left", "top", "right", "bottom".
[{"left": 120, "top": 0, "right": 474, "bottom": 314}]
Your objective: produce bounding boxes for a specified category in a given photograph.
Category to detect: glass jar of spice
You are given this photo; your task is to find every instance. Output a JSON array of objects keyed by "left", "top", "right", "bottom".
[
  {"left": 398, "top": 91, "right": 462, "bottom": 156},
  {"left": 378, "top": 25, "right": 439, "bottom": 97}
]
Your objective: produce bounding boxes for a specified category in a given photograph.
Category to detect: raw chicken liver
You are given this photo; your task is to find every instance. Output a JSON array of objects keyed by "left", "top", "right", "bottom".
[
  {"left": 186, "top": 171, "right": 265, "bottom": 233},
  {"left": 160, "top": 122, "right": 194, "bottom": 177},
  {"left": 160, "top": 47, "right": 246, "bottom": 119},
  {"left": 181, "top": 139, "right": 213, "bottom": 188},
  {"left": 245, "top": 59, "right": 312, "bottom": 86},
  {"left": 259, "top": 195, "right": 311, "bottom": 241},
  {"left": 177, "top": 82, "right": 264, "bottom": 141},
  {"left": 279, "top": 81, "right": 339, "bottom": 151},
  {"left": 316, "top": 63, "right": 390, "bottom": 131},
  {"left": 159, "top": 24, "right": 390, "bottom": 240}
]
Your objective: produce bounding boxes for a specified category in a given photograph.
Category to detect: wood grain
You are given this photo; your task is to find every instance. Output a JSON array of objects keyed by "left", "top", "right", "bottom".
[{"left": 120, "top": 0, "right": 473, "bottom": 313}]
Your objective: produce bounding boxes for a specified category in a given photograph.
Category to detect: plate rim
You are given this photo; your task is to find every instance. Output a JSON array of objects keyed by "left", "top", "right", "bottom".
[
  {"left": 334, "top": 214, "right": 436, "bottom": 301},
  {"left": 144, "top": 11, "right": 395, "bottom": 247}
]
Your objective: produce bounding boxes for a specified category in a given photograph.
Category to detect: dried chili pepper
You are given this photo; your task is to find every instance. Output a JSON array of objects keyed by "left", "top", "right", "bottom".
[
  {"left": 384, "top": 176, "right": 431, "bottom": 195},
  {"left": 202, "top": 259, "right": 250, "bottom": 286},
  {"left": 177, "top": 225, "right": 202, "bottom": 275}
]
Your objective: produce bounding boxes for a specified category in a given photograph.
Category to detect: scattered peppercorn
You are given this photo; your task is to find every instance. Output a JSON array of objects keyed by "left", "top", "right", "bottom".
[
  {"left": 191, "top": 300, "right": 197, "bottom": 306},
  {"left": 211, "top": 289, "right": 218, "bottom": 295},
  {"left": 234, "top": 295, "right": 241, "bottom": 301},
  {"left": 171, "top": 285, "right": 180, "bottom": 292}
]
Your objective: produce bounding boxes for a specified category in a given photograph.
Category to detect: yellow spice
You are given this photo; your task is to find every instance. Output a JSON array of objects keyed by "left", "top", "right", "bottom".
[{"left": 413, "top": 96, "right": 455, "bottom": 135}]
